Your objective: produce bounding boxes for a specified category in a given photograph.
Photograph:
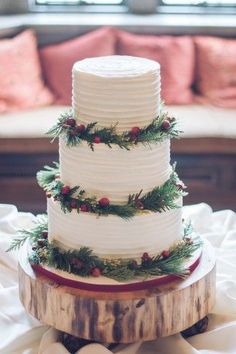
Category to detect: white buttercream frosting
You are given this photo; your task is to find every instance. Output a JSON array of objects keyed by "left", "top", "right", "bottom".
[
  {"left": 47, "top": 55, "right": 184, "bottom": 262},
  {"left": 47, "top": 197, "right": 183, "bottom": 260},
  {"left": 59, "top": 138, "right": 171, "bottom": 203},
  {"left": 72, "top": 56, "right": 161, "bottom": 133}
]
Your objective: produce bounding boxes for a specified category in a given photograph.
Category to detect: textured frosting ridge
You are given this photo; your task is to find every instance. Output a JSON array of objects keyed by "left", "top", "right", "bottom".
[
  {"left": 72, "top": 56, "right": 161, "bottom": 133},
  {"left": 59, "top": 138, "right": 171, "bottom": 203},
  {"left": 48, "top": 197, "right": 183, "bottom": 260}
]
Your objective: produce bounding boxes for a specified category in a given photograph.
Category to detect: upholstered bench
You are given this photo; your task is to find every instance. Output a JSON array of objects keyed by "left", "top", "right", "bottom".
[{"left": 1, "top": 104, "right": 236, "bottom": 212}]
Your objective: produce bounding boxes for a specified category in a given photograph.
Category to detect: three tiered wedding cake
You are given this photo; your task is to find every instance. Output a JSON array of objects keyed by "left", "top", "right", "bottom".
[
  {"left": 49, "top": 56, "right": 182, "bottom": 260},
  {"left": 11, "top": 56, "right": 201, "bottom": 289}
]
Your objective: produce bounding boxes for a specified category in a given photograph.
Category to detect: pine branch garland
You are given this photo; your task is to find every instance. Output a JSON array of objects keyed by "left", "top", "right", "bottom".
[
  {"left": 47, "top": 109, "right": 181, "bottom": 150},
  {"left": 8, "top": 216, "right": 202, "bottom": 282},
  {"left": 37, "top": 163, "right": 186, "bottom": 219}
]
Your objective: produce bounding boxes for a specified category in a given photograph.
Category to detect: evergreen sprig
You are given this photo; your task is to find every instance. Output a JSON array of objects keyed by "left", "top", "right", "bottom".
[
  {"left": 37, "top": 164, "right": 186, "bottom": 220},
  {"left": 47, "top": 109, "right": 181, "bottom": 150},
  {"left": 6, "top": 214, "right": 48, "bottom": 252},
  {"left": 47, "top": 245, "right": 103, "bottom": 277},
  {"left": 36, "top": 162, "right": 60, "bottom": 193},
  {"left": 8, "top": 216, "right": 202, "bottom": 281}
]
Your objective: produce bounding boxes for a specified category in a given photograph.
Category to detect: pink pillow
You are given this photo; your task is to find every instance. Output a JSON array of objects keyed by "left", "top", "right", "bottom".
[
  {"left": 116, "top": 30, "right": 195, "bottom": 105},
  {"left": 195, "top": 36, "right": 236, "bottom": 108},
  {"left": 40, "top": 27, "right": 116, "bottom": 105},
  {"left": 0, "top": 30, "right": 54, "bottom": 113}
]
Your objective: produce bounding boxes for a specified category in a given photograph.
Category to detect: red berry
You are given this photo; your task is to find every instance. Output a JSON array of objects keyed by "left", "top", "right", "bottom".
[
  {"left": 61, "top": 186, "right": 70, "bottom": 195},
  {"left": 65, "top": 118, "right": 76, "bottom": 127},
  {"left": 80, "top": 204, "right": 89, "bottom": 212},
  {"left": 161, "top": 120, "right": 171, "bottom": 131},
  {"left": 141, "top": 252, "right": 151, "bottom": 262},
  {"left": 91, "top": 267, "right": 102, "bottom": 277},
  {"left": 131, "top": 127, "right": 141, "bottom": 136},
  {"left": 161, "top": 250, "right": 170, "bottom": 258},
  {"left": 37, "top": 239, "right": 45, "bottom": 247},
  {"left": 42, "top": 231, "right": 48, "bottom": 239},
  {"left": 130, "top": 134, "right": 138, "bottom": 142},
  {"left": 93, "top": 136, "right": 101, "bottom": 144},
  {"left": 98, "top": 197, "right": 110, "bottom": 208},
  {"left": 135, "top": 200, "right": 144, "bottom": 210},
  {"left": 77, "top": 124, "right": 86, "bottom": 133},
  {"left": 70, "top": 199, "right": 78, "bottom": 209}
]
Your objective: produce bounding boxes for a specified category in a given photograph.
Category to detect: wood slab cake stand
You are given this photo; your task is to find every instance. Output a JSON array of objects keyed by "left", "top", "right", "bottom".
[{"left": 18, "top": 241, "right": 216, "bottom": 344}]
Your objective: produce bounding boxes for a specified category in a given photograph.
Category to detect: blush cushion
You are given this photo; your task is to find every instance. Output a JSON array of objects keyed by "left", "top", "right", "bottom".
[
  {"left": 40, "top": 27, "right": 116, "bottom": 105},
  {"left": 116, "top": 30, "right": 195, "bottom": 105},
  {"left": 0, "top": 30, "right": 54, "bottom": 113},
  {"left": 194, "top": 36, "right": 236, "bottom": 108}
]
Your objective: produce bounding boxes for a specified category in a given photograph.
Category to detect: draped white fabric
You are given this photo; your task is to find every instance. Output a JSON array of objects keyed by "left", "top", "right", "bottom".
[{"left": 0, "top": 203, "right": 236, "bottom": 354}]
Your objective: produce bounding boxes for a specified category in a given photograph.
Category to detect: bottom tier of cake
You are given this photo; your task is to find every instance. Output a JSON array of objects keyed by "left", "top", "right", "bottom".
[
  {"left": 47, "top": 197, "right": 183, "bottom": 260},
  {"left": 21, "top": 211, "right": 202, "bottom": 286}
]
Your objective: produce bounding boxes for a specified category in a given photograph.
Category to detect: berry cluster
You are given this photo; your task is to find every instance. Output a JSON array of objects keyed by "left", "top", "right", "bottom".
[
  {"left": 59, "top": 184, "right": 110, "bottom": 213},
  {"left": 141, "top": 250, "right": 170, "bottom": 264},
  {"left": 64, "top": 118, "right": 85, "bottom": 135},
  {"left": 70, "top": 257, "right": 102, "bottom": 277},
  {"left": 63, "top": 118, "right": 104, "bottom": 145}
]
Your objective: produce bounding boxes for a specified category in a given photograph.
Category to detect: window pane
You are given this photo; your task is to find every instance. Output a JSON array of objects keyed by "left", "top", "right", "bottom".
[
  {"left": 36, "top": 0, "right": 123, "bottom": 4},
  {"left": 163, "top": 0, "right": 236, "bottom": 4}
]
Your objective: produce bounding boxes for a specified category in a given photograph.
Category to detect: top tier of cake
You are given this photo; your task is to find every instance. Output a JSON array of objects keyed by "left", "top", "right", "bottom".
[{"left": 72, "top": 56, "right": 161, "bottom": 133}]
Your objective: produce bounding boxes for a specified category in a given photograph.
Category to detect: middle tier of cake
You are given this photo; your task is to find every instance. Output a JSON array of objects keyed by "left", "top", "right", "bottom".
[{"left": 59, "top": 138, "right": 172, "bottom": 204}]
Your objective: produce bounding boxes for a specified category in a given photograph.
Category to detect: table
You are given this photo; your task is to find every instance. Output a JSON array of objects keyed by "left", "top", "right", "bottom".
[{"left": 0, "top": 202, "right": 236, "bottom": 354}]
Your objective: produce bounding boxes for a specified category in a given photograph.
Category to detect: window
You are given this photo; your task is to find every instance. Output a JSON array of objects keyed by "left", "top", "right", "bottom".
[
  {"left": 32, "top": 0, "right": 125, "bottom": 13},
  {"left": 35, "top": 0, "right": 236, "bottom": 5},
  {"left": 163, "top": 0, "right": 236, "bottom": 4},
  {"left": 161, "top": 0, "right": 236, "bottom": 14},
  {"left": 33, "top": 0, "right": 236, "bottom": 12},
  {"left": 35, "top": 0, "right": 123, "bottom": 4}
]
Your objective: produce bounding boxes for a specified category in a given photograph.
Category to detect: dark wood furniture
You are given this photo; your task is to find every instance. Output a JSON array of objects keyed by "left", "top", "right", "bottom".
[{"left": 1, "top": 137, "right": 236, "bottom": 213}]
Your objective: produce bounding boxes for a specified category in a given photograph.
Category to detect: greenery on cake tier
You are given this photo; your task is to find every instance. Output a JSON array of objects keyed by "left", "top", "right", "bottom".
[
  {"left": 47, "top": 109, "right": 181, "bottom": 150},
  {"left": 36, "top": 163, "right": 187, "bottom": 220},
  {"left": 7, "top": 215, "right": 202, "bottom": 281}
]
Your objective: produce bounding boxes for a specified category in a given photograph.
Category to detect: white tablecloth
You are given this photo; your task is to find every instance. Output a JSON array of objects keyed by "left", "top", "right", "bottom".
[{"left": 0, "top": 203, "right": 236, "bottom": 354}]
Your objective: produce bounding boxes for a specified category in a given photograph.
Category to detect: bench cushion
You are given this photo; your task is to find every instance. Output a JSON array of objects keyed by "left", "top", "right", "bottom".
[
  {"left": 116, "top": 30, "right": 195, "bottom": 105},
  {"left": 194, "top": 36, "right": 236, "bottom": 108},
  {"left": 0, "top": 30, "right": 54, "bottom": 113},
  {"left": 40, "top": 27, "right": 116, "bottom": 105}
]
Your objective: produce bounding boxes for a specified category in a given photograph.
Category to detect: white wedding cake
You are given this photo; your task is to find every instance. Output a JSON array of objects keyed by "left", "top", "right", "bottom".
[
  {"left": 15, "top": 55, "right": 200, "bottom": 287},
  {"left": 48, "top": 56, "right": 182, "bottom": 260}
]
